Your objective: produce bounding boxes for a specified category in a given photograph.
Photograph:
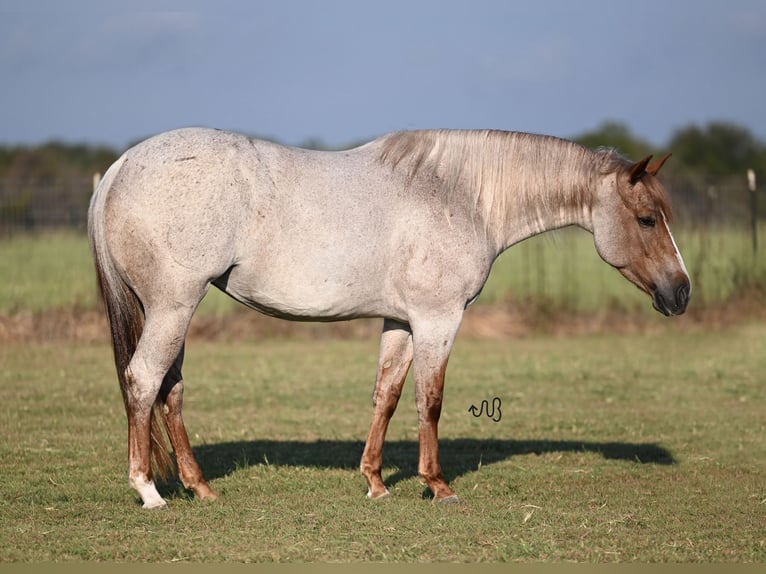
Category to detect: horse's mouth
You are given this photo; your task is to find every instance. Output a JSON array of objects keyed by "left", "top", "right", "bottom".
[
  {"left": 652, "top": 283, "right": 690, "bottom": 317},
  {"left": 652, "top": 294, "right": 673, "bottom": 316}
]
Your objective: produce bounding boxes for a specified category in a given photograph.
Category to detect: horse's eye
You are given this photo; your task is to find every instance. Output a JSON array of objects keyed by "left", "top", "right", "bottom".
[{"left": 637, "top": 216, "right": 656, "bottom": 228}]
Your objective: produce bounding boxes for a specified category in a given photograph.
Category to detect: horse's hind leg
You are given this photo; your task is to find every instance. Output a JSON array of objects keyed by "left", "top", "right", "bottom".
[
  {"left": 159, "top": 345, "right": 217, "bottom": 501},
  {"left": 125, "top": 305, "right": 196, "bottom": 508},
  {"left": 360, "top": 319, "right": 413, "bottom": 499}
]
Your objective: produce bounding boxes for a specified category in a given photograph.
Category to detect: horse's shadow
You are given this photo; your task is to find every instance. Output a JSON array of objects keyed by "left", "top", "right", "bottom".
[{"left": 159, "top": 437, "right": 675, "bottom": 499}]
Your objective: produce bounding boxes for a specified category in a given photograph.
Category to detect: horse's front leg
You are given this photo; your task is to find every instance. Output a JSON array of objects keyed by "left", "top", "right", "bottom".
[
  {"left": 360, "top": 319, "right": 413, "bottom": 499},
  {"left": 411, "top": 312, "right": 463, "bottom": 503}
]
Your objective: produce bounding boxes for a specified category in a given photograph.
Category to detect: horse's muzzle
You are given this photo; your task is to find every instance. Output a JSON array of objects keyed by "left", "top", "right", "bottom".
[{"left": 652, "top": 281, "right": 691, "bottom": 317}]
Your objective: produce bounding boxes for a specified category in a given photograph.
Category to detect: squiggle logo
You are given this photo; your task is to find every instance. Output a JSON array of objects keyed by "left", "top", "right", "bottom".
[{"left": 468, "top": 397, "right": 502, "bottom": 422}]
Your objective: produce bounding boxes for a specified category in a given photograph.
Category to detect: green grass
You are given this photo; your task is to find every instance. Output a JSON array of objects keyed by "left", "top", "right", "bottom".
[
  {"left": 1, "top": 227, "right": 764, "bottom": 316},
  {"left": 2, "top": 325, "right": 765, "bottom": 561},
  {"left": 0, "top": 231, "right": 98, "bottom": 313}
]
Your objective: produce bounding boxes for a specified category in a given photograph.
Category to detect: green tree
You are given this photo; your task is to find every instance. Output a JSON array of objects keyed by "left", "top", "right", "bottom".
[
  {"left": 667, "top": 122, "right": 766, "bottom": 178},
  {"left": 572, "top": 121, "right": 655, "bottom": 160}
]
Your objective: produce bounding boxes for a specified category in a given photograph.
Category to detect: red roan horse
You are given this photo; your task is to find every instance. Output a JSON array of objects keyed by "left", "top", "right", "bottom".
[{"left": 88, "top": 128, "right": 690, "bottom": 507}]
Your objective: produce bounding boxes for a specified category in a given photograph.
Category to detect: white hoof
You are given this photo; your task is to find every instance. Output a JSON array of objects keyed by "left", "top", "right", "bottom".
[
  {"left": 142, "top": 498, "right": 168, "bottom": 509},
  {"left": 366, "top": 487, "right": 391, "bottom": 499},
  {"left": 131, "top": 474, "right": 167, "bottom": 509}
]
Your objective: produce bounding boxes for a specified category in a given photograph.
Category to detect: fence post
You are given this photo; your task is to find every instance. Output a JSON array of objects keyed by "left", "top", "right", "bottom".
[{"left": 747, "top": 169, "right": 757, "bottom": 256}]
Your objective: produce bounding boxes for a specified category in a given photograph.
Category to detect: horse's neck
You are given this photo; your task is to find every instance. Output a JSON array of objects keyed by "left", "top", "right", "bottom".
[
  {"left": 490, "top": 152, "right": 597, "bottom": 252},
  {"left": 374, "top": 129, "right": 599, "bottom": 254},
  {"left": 501, "top": 182, "right": 594, "bottom": 247}
]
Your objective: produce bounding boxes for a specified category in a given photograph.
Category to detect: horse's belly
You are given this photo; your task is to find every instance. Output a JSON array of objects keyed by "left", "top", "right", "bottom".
[{"left": 214, "top": 265, "right": 393, "bottom": 322}]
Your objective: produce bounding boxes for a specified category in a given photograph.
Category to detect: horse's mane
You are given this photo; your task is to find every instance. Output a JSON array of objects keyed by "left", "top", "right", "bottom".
[{"left": 377, "top": 129, "right": 672, "bottom": 233}]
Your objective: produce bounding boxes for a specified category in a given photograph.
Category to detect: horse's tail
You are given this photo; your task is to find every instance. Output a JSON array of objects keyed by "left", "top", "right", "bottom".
[{"left": 87, "top": 155, "right": 175, "bottom": 481}]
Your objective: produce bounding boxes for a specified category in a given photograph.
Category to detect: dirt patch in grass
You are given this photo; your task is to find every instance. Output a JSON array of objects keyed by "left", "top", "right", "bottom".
[{"left": 2, "top": 290, "right": 764, "bottom": 344}]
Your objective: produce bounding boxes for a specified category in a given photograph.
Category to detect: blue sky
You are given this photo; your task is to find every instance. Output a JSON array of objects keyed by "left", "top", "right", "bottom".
[{"left": 1, "top": 0, "right": 765, "bottom": 151}]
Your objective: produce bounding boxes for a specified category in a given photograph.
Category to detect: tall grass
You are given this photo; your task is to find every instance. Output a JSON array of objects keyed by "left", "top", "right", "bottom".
[
  {"left": 1, "top": 226, "right": 764, "bottom": 316},
  {"left": 680, "top": 225, "right": 766, "bottom": 305}
]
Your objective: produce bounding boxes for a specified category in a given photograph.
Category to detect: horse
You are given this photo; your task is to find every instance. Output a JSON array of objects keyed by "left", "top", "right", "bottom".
[{"left": 88, "top": 127, "right": 690, "bottom": 508}]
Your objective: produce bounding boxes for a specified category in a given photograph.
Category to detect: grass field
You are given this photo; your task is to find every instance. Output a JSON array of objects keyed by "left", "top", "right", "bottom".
[{"left": 2, "top": 323, "right": 765, "bottom": 562}]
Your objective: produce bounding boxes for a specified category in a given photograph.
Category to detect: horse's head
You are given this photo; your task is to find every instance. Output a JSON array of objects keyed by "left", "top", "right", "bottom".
[{"left": 592, "top": 153, "right": 691, "bottom": 316}]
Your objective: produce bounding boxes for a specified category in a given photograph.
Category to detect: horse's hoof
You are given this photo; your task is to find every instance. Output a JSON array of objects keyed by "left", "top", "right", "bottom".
[
  {"left": 142, "top": 499, "right": 168, "bottom": 510},
  {"left": 367, "top": 487, "right": 391, "bottom": 500},
  {"left": 435, "top": 494, "right": 459, "bottom": 505},
  {"left": 194, "top": 485, "right": 218, "bottom": 501}
]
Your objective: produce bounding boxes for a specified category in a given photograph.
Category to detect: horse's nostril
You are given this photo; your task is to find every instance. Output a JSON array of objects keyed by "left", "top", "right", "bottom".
[{"left": 676, "top": 283, "right": 690, "bottom": 310}]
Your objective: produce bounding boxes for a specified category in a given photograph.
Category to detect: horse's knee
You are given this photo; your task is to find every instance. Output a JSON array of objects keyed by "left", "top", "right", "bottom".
[
  {"left": 373, "top": 385, "right": 402, "bottom": 418},
  {"left": 416, "top": 389, "right": 443, "bottom": 423}
]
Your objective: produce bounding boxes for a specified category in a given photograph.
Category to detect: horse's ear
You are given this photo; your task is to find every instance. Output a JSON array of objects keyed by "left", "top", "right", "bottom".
[
  {"left": 646, "top": 152, "right": 672, "bottom": 176},
  {"left": 628, "top": 155, "right": 653, "bottom": 185}
]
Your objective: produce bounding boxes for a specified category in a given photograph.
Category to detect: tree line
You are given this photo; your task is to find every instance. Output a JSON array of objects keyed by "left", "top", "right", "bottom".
[{"left": 1, "top": 121, "right": 764, "bottom": 232}]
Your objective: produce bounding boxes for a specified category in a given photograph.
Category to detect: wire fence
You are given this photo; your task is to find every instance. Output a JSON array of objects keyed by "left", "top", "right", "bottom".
[{"left": 0, "top": 175, "right": 98, "bottom": 235}]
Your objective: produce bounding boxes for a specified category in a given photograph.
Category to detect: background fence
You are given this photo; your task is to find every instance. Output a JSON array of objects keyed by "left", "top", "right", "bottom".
[{"left": 0, "top": 174, "right": 98, "bottom": 235}]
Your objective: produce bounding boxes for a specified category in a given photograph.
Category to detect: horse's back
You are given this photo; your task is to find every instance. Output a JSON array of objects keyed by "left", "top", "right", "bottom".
[
  {"left": 97, "top": 128, "right": 406, "bottom": 317},
  {"left": 108, "top": 127, "right": 390, "bottom": 229}
]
